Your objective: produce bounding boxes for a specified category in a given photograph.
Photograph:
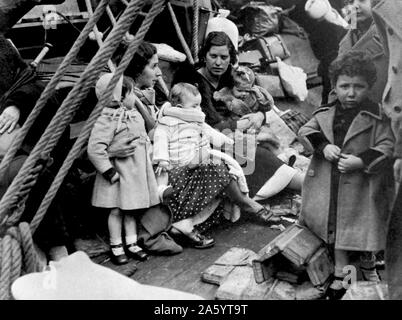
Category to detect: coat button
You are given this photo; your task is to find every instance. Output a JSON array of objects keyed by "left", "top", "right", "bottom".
[
  {"left": 394, "top": 106, "right": 402, "bottom": 114},
  {"left": 392, "top": 66, "right": 398, "bottom": 74},
  {"left": 389, "top": 27, "right": 394, "bottom": 35}
]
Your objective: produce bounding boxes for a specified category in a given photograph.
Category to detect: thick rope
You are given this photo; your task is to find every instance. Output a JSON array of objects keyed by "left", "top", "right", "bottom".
[
  {"left": 192, "top": 0, "right": 199, "bottom": 63},
  {"left": 30, "top": 0, "right": 166, "bottom": 234},
  {"left": 0, "top": 0, "right": 143, "bottom": 226},
  {"left": 0, "top": 222, "right": 37, "bottom": 300},
  {"left": 167, "top": 2, "right": 195, "bottom": 65},
  {"left": 0, "top": 0, "right": 110, "bottom": 182}
]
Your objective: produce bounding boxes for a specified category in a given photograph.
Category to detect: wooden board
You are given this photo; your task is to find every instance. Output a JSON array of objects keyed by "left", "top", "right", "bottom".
[
  {"left": 306, "top": 246, "right": 334, "bottom": 286},
  {"left": 342, "top": 281, "right": 389, "bottom": 300},
  {"left": 130, "top": 216, "right": 280, "bottom": 299},
  {"left": 216, "top": 266, "right": 274, "bottom": 300},
  {"left": 202, "top": 247, "right": 257, "bottom": 285},
  {"left": 266, "top": 280, "right": 296, "bottom": 300},
  {"left": 278, "top": 225, "right": 323, "bottom": 267}
]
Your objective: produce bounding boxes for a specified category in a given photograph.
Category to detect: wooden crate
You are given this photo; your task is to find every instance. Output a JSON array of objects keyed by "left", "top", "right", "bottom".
[
  {"left": 255, "top": 224, "right": 323, "bottom": 268},
  {"left": 216, "top": 266, "right": 274, "bottom": 300},
  {"left": 306, "top": 246, "right": 334, "bottom": 286}
]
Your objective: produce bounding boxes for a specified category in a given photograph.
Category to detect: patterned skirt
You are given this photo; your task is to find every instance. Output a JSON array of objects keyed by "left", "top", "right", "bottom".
[{"left": 167, "top": 162, "right": 232, "bottom": 233}]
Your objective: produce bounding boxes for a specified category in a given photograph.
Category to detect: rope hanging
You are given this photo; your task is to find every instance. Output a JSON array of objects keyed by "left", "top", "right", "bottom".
[
  {"left": 167, "top": 2, "right": 195, "bottom": 65},
  {"left": 192, "top": 0, "right": 199, "bottom": 63},
  {"left": 0, "top": 0, "right": 144, "bottom": 227},
  {"left": 31, "top": 0, "right": 166, "bottom": 233},
  {"left": 0, "top": 0, "right": 110, "bottom": 184}
]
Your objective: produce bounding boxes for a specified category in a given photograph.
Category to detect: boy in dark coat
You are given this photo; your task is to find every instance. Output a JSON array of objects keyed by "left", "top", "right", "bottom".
[{"left": 298, "top": 51, "right": 394, "bottom": 299}]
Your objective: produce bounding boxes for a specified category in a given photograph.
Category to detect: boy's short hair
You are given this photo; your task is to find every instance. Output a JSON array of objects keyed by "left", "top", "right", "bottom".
[
  {"left": 170, "top": 82, "right": 200, "bottom": 106},
  {"left": 329, "top": 50, "right": 377, "bottom": 88}
]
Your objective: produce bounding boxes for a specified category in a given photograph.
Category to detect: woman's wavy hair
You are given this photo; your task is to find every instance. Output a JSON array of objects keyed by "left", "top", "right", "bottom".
[
  {"left": 329, "top": 50, "right": 377, "bottom": 88},
  {"left": 198, "top": 31, "right": 237, "bottom": 66},
  {"left": 117, "top": 41, "right": 157, "bottom": 81}
]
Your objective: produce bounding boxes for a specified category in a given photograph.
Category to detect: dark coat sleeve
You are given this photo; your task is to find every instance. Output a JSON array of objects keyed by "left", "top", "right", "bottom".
[{"left": 1, "top": 80, "right": 45, "bottom": 125}]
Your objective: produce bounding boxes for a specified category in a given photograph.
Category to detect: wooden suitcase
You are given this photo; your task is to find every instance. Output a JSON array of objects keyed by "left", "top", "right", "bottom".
[
  {"left": 306, "top": 246, "right": 334, "bottom": 286},
  {"left": 252, "top": 224, "right": 327, "bottom": 284}
]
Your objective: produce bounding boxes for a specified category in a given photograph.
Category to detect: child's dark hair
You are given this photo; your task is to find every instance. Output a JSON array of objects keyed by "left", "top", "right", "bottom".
[
  {"left": 170, "top": 82, "right": 200, "bottom": 107},
  {"left": 121, "top": 76, "right": 134, "bottom": 99},
  {"left": 329, "top": 50, "right": 377, "bottom": 88}
]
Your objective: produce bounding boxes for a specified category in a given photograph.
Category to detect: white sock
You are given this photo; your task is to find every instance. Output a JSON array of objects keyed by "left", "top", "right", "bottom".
[
  {"left": 125, "top": 235, "right": 138, "bottom": 246},
  {"left": 110, "top": 238, "right": 124, "bottom": 256}
]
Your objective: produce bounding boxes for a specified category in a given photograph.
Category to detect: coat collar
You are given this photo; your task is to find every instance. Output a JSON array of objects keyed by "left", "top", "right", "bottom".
[
  {"left": 313, "top": 100, "right": 382, "bottom": 145},
  {"left": 339, "top": 23, "right": 384, "bottom": 59}
]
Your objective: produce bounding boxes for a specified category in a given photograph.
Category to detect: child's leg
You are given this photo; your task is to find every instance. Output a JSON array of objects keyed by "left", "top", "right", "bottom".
[
  {"left": 156, "top": 171, "right": 174, "bottom": 202},
  {"left": 124, "top": 213, "right": 138, "bottom": 246},
  {"left": 108, "top": 208, "right": 126, "bottom": 258},
  {"left": 331, "top": 249, "right": 350, "bottom": 290},
  {"left": 360, "top": 251, "right": 380, "bottom": 282},
  {"left": 124, "top": 213, "right": 148, "bottom": 260}
]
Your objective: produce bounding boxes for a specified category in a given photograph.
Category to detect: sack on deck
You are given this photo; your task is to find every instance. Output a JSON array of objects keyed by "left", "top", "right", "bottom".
[
  {"left": 239, "top": 3, "right": 283, "bottom": 37},
  {"left": 277, "top": 57, "right": 308, "bottom": 102},
  {"left": 137, "top": 205, "right": 183, "bottom": 255}
]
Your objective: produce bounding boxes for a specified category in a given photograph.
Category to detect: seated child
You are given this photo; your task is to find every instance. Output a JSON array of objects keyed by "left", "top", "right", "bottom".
[
  {"left": 88, "top": 74, "right": 160, "bottom": 265},
  {"left": 213, "top": 65, "right": 274, "bottom": 131},
  {"left": 153, "top": 82, "right": 253, "bottom": 220},
  {"left": 298, "top": 51, "right": 394, "bottom": 299}
]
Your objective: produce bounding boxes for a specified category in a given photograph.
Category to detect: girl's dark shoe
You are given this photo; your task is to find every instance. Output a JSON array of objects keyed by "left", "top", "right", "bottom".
[
  {"left": 110, "top": 244, "right": 128, "bottom": 265},
  {"left": 126, "top": 243, "right": 149, "bottom": 261},
  {"left": 169, "top": 227, "right": 215, "bottom": 249}
]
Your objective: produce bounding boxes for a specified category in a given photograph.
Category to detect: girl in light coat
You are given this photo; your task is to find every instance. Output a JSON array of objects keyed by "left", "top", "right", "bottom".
[{"left": 88, "top": 74, "right": 160, "bottom": 264}]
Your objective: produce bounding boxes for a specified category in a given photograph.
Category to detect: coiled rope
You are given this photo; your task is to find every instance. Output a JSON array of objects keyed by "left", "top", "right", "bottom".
[{"left": 0, "top": 222, "right": 39, "bottom": 300}]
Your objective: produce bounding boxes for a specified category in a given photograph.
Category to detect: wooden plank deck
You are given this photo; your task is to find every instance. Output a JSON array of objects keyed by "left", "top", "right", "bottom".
[
  {"left": 94, "top": 215, "right": 281, "bottom": 300},
  {"left": 130, "top": 215, "right": 281, "bottom": 299}
]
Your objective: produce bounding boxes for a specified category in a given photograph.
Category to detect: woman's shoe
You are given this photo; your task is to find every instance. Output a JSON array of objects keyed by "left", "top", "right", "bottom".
[
  {"left": 169, "top": 227, "right": 215, "bottom": 249},
  {"left": 110, "top": 244, "right": 128, "bottom": 265},
  {"left": 126, "top": 243, "right": 149, "bottom": 261}
]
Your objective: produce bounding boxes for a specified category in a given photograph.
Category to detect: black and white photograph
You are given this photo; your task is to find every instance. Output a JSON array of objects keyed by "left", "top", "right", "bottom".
[{"left": 0, "top": 0, "right": 401, "bottom": 306}]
